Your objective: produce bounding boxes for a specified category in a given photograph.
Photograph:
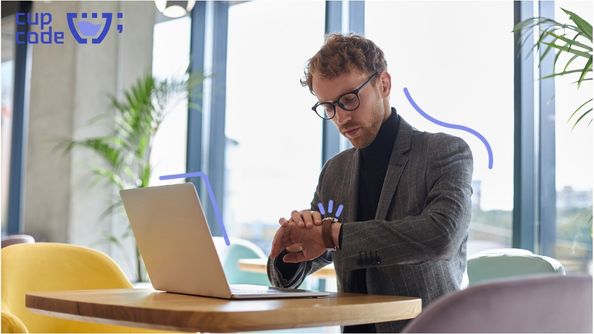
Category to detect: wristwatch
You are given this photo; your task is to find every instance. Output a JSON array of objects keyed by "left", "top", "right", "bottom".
[{"left": 322, "top": 217, "right": 339, "bottom": 250}]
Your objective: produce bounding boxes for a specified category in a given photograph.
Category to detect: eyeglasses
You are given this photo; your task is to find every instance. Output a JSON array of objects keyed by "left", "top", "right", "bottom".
[{"left": 311, "top": 71, "right": 379, "bottom": 120}]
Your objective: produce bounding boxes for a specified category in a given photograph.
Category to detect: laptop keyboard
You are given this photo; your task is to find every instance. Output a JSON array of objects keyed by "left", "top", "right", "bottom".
[{"left": 230, "top": 284, "right": 300, "bottom": 294}]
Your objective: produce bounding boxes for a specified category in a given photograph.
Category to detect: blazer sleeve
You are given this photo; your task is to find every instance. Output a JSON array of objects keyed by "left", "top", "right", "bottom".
[
  {"left": 339, "top": 135, "right": 473, "bottom": 270},
  {"left": 267, "top": 163, "right": 334, "bottom": 288}
]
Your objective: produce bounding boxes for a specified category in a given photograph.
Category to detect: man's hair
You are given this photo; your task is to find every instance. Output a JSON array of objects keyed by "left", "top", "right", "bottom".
[{"left": 301, "top": 33, "right": 388, "bottom": 94}]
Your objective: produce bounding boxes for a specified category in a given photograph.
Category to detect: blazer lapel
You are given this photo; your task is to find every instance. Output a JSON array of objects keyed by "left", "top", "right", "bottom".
[
  {"left": 375, "top": 117, "right": 413, "bottom": 220},
  {"left": 344, "top": 149, "right": 360, "bottom": 223}
]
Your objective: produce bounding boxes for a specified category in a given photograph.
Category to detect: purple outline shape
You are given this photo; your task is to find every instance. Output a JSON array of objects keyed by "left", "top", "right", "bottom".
[
  {"left": 317, "top": 202, "right": 326, "bottom": 215},
  {"left": 159, "top": 171, "right": 230, "bottom": 246},
  {"left": 403, "top": 87, "right": 494, "bottom": 169},
  {"left": 319, "top": 200, "right": 345, "bottom": 219},
  {"left": 335, "top": 204, "right": 344, "bottom": 218}
]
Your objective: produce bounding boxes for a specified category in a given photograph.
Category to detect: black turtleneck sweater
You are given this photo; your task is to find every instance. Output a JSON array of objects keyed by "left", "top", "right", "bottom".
[{"left": 344, "top": 107, "right": 400, "bottom": 333}]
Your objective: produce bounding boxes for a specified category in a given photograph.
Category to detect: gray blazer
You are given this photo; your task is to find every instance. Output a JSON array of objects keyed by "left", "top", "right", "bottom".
[{"left": 268, "top": 116, "right": 473, "bottom": 332}]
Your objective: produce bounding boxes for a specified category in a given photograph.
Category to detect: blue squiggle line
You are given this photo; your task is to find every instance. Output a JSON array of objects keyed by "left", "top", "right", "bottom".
[
  {"left": 159, "top": 172, "right": 230, "bottom": 246},
  {"left": 318, "top": 200, "right": 345, "bottom": 219},
  {"left": 403, "top": 87, "right": 493, "bottom": 169},
  {"left": 317, "top": 202, "right": 326, "bottom": 215},
  {"left": 335, "top": 204, "right": 344, "bottom": 218}
]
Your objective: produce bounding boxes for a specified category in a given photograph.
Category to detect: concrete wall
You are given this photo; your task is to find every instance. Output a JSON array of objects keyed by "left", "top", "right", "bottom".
[{"left": 23, "top": 1, "right": 155, "bottom": 279}]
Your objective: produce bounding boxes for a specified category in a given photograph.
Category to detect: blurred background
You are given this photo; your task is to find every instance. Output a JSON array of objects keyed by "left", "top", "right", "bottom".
[{"left": 1, "top": 0, "right": 592, "bottom": 282}]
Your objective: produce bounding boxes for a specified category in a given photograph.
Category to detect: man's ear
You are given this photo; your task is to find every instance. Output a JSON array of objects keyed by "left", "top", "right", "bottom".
[{"left": 379, "top": 72, "right": 391, "bottom": 98}]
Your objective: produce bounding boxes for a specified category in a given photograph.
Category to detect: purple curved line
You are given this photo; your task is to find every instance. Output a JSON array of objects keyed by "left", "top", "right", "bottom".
[
  {"left": 403, "top": 87, "right": 493, "bottom": 169},
  {"left": 159, "top": 172, "right": 230, "bottom": 246},
  {"left": 317, "top": 202, "right": 326, "bottom": 215},
  {"left": 335, "top": 204, "right": 344, "bottom": 218}
]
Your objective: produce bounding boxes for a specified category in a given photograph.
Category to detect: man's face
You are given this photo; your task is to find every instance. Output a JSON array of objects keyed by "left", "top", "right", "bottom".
[{"left": 312, "top": 70, "right": 390, "bottom": 149}]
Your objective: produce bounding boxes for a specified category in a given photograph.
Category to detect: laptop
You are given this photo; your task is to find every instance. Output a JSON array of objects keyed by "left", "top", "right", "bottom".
[{"left": 120, "top": 183, "right": 329, "bottom": 300}]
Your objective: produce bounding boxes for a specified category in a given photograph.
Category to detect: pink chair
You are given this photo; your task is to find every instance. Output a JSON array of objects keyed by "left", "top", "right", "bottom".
[{"left": 403, "top": 275, "right": 592, "bottom": 333}]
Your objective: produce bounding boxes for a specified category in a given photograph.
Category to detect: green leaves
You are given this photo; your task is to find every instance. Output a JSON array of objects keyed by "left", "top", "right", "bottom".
[
  {"left": 63, "top": 72, "right": 200, "bottom": 191},
  {"left": 514, "top": 7, "right": 592, "bottom": 128},
  {"left": 59, "top": 72, "right": 203, "bottom": 281},
  {"left": 562, "top": 8, "right": 592, "bottom": 41}
]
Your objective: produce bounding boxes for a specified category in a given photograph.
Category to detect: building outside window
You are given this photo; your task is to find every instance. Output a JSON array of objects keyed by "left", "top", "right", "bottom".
[{"left": 553, "top": 0, "right": 592, "bottom": 274}]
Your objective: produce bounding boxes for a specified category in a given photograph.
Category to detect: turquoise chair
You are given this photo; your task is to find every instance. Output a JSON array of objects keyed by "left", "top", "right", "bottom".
[
  {"left": 213, "top": 237, "right": 270, "bottom": 285},
  {"left": 467, "top": 248, "right": 565, "bottom": 286}
]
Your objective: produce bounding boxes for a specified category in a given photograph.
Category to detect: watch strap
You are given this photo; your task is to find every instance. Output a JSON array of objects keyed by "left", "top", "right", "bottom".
[{"left": 322, "top": 218, "right": 337, "bottom": 249}]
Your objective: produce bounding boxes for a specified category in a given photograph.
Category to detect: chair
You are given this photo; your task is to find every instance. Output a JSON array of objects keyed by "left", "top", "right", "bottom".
[
  {"left": 467, "top": 248, "right": 565, "bottom": 286},
  {"left": 2, "top": 310, "right": 28, "bottom": 333},
  {"left": 213, "top": 237, "right": 270, "bottom": 285},
  {"left": 403, "top": 275, "right": 592, "bottom": 333},
  {"left": 1, "top": 242, "right": 158, "bottom": 333},
  {"left": 1, "top": 234, "right": 35, "bottom": 248}
]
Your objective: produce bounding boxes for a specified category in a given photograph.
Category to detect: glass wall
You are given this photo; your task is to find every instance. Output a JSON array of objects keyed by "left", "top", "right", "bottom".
[
  {"left": 150, "top": 15, "right": 191, "bottom": 185},
  {"left": 1, "top": 15, "right": 15, "bottom": 235},
  {"left": 225, "top": 1, "right": 325, "bottom": 254},
  {"left": 553, "top": 1, "right": 592, "bottom": 274},
  {"left": 366, "top": 1, "right": 515, "bottom": 256}
]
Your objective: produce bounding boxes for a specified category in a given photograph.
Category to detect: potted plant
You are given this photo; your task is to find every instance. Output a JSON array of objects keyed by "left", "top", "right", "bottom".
[
  {"left": 63, "top": 72, "right": 202, "bottom": 281},
  {"left": 514, "top": 7, "right": 592, "bottom": 127}
]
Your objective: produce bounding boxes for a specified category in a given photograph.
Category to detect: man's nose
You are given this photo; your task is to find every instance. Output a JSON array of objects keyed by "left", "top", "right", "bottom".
[{"left": 333, "top": 106, "right": 351, "bottom": 125}]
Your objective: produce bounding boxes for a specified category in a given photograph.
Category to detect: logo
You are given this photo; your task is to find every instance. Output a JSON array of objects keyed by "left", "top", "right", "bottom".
[
  {"left": 67, "top": 12, "right": 123, "bottom": 44},
  {"left": 16, "top": 11, "right": 123, "bottom": 45}
]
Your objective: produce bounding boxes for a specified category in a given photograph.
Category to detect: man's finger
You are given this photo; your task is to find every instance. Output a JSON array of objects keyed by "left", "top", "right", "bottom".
[
  {"left": 279, "top": 217, "right": 289, "bottom": 226},
  {"left": 301, "top": 209, "right": 313, "bottom": 228},
  {"left": 312, "top": 211, "right": 323, "bottom": 225},
  {"left": 283, "top": 251, "right": 307, "bottom": 263},
  {"left": 270, "top": 227, "right": 289, "bottom": 258},
  {"left": 286, "top": 243, "right": 303, "bottom": 253},
  {"left": 291, "top": 210, "right": 304, "bottom": 227}
]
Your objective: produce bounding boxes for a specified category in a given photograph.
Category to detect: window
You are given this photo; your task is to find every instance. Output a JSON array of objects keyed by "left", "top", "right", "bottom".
[
  {"left": 150, "top": 15, "right": 191, "bottom": 185},
  {"left": 553, "top": 1, "right": 592, "bottom": 274},
  {"left": 366, "top": 1, "right": 515, "bottom": 255},
  {"left": 224, "top": 1, "right": 325, "bottom": 254},
  {"left": 1, "top": 15, "right": 15, "bottom": 235}
]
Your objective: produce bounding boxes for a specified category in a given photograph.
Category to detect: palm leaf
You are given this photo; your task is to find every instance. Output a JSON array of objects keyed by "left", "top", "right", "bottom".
[
  {"left": 544, "top": 30, "right": 592, "bottom": 52},
  {"left": 542, "top": 41, "right": 591, "bottom": 58},
  {"left": 569, "top": 98, "right": 593, "bottom": 127},
  {"left": 518, "top": 7, "right": 593, "bottom": 128},
  {"left": 60, "top": 72, "right": 203, "bottom": 262},
  {"left": 571, "top": 107, "right": 593, "bottom": 129},
  {"left": 577, "top": 57, "right": 593, "bottom": 87},
  {"left": 74, "top": 138, "right": 124, "bottom": 169},
  {"left": 563, "top": 54, "right": 581, "bottom": 72},
  {"left": 562, "top": 8, "right": 593, "bottom": 41},
  {"left": 541, "top": 69, "right": 586, "bottom": 80}
]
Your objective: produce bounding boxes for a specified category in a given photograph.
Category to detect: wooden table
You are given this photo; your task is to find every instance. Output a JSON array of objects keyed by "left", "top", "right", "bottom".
[
  {"left": 26, "top": 289, "right": 421, "bottom": 332},
  {"left": 238, "top": 258, "right": 336, "bottom": 279}
]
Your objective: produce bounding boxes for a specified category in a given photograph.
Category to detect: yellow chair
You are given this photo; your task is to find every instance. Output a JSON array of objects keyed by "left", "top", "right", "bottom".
[
  {"left": 2, "top": 310, "right": 28, "bottom": 333},
  {"left": 1, "top": 242, "right": 158, "bottom": 333}
]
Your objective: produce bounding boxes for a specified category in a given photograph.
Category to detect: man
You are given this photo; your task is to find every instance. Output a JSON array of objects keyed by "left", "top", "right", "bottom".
[{"left": 268, "top": 34, "right": 473, "bottom": 333}]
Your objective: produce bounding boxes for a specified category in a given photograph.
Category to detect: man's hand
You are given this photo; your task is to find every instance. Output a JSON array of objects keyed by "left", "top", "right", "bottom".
[
  {"left": 270, "top": 221, "right": 326, "bottom": 263},
  {"left": 278, "top": 210, "right": 323, "bottom": 252},
  {"left": 278, "top": 209, "right": 323, "bottom": 228}
]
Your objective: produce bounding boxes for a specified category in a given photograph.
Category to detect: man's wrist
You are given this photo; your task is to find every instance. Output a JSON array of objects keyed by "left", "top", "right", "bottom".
[{"left": 321, "top": 217, "right": 339, "bottom": 250}]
